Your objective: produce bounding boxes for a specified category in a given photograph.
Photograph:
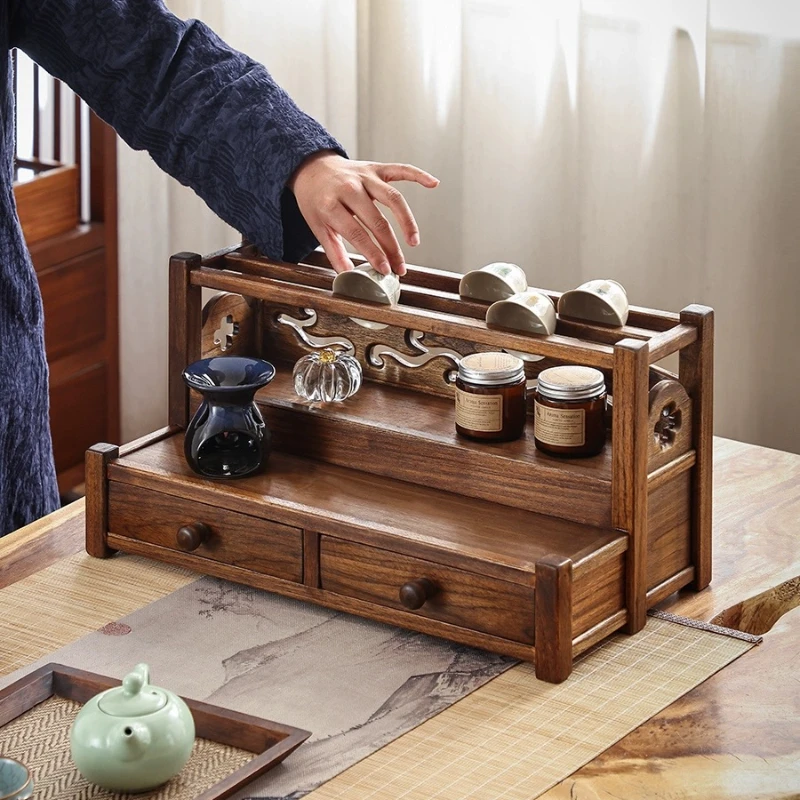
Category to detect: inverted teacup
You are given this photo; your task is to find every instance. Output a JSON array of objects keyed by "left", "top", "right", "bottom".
[
  {"left": 0, "top": 758, "right": 33, "bottom": 800},
  {"left": 486, "top": 289, "right": 557, "bottom": 336},
  {"left": 332, "top": 264, "right": 401, "bottom": 330},
  {"left": 459, "top": 262, "right": 528, "bottom": 303},
  {"left": 558, "top": 279, "right": 629, "bottom": 327}
]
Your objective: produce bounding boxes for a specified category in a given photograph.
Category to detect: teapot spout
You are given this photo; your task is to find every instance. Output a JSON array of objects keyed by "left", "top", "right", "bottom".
[{"left": 109, "top": 722, "right": 152, "bottom": 762}]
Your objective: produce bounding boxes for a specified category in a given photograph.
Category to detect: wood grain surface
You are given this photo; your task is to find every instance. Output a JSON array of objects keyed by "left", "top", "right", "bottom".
[
  {"left": 0, "top": 501, "right": 84, "bottom": 589},
  {"left": 680, "top": 305, "right": 714, "bottom": 591},
  {"left": 661, "top": 438, "right": 800, "bottom": 622},
  {"left": 38, "top": 249, "right": 106, "bottom": 362},
  {"left": 319, "top": 535, "right": 536, "bottom": 643},
  {"left": 108, "top": 481, "right": 304, "bottom": 584},
  {"left": 646, "top": 378, "right": 693, "bottom": 472},
  {"left": 542, "top": 604, "right": 800, "bottom": 800},
  {"left": 191, "top": 267, "right": 618, "bottom": 368},
  {"left": 255, "top": 367, "right": 614, "bottom": 527},
  {"left": 0, "top": 436, "right": 796, "bottom": 798},
  {"left": 226, "top": 249, "right": 683, "bottom": 332},
  {"left": 611, "top": 339, "right": 650, "bottom": 634},
  {"left": 168, "top": 253, "right": 203, "bottom": 428},
  {"left": 13, "top": 164, "right": 79, "bottom": 245},
  {"left": 533, "top": 556, "right": 573, "bottom": 682},
  {"left": 109, "top": 433, "right": 622, "bottom": 585}
]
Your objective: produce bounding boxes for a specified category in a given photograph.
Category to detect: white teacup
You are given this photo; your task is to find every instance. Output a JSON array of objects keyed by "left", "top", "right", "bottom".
[
  {"left": 332, "top": 265, "right": 401, "bottom": 330},
  {"left": 558, "top": 279, "right": 629, "bottom": 327},
  {"left": 485, "top": 289, "right": 557, "bottom": 336},
  {"left": 459, "top": 262, "right": 528, "bottom": 303}
]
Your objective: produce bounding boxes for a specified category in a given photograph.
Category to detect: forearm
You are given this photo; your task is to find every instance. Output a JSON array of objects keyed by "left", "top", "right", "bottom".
[{"left": 11, "top": 0, "right": 344, "bottom": 259}]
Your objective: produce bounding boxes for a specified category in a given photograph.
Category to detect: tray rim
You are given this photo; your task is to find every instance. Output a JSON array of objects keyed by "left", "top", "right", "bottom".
[{"left": 0, "top": 662, "right": 311, "bottom": 800}]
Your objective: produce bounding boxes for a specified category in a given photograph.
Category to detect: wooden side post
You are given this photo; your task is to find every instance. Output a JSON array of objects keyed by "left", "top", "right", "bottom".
[
  {"left": 534, "top": 555, "right": 573, "bottom": 683},
  {"left": 169, "top": 253, "right": 203, "bottom": 428},
  {"left": 679, "top": 305, "right": 714, "bottom": 590},
  {"left": 85, "top": 443, "right": 119, "bottom": 558},
  {"left": 612, "top": 338, "right": 650, "bottom": 634}
]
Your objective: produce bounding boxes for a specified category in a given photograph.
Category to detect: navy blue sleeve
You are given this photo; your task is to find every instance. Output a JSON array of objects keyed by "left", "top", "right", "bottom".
[{"left": 10, "top": 0, "right": 346, "bottom": 261}]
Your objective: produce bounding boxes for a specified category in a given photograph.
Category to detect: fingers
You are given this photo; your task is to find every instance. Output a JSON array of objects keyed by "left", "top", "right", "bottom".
[
  {"left": 376, "top": 162, "right": 440, "bottom": 189},
  {"left": 314, "top": 224, "right": 354, "bottom": 274},
  {"left": 344, "top": 193, "right": 406, "bottom": 276},
  {"left": 367, "top": 177, "right": 420, "bottom": 248},
  {"left": 298, "top": 161, "right": 439, "bottom": 276},
  {"left": 328, "top": 205, "right": 393, "bottom": 276}
]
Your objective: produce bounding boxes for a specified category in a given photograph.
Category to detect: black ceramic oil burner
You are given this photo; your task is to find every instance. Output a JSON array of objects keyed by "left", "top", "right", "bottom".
[{"left": 182, "top": 356, "right": 275, "bottom": 479}]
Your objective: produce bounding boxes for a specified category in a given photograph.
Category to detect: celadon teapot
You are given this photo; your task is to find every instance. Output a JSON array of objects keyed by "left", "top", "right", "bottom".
[{"left": 70, "top": 663, "right": 195, "bottom": 792}]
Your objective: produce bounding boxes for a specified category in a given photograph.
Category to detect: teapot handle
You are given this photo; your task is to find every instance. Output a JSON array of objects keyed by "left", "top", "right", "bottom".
[{"left": 122, "top": 663, "right": 150, "bottom": 696}]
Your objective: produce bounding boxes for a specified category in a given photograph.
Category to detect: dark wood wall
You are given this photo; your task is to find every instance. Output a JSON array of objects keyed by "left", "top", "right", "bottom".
[{"left": 12, "top": 59, "right": 119, "bottom": 494}]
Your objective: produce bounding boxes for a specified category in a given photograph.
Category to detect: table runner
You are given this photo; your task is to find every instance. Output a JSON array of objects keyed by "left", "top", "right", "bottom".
[
  {"left": 1, "top": 568, "right": 515, "bottom": 799},
  {"left": 0, "top": 552, "right": 757, "bottom": 799}
]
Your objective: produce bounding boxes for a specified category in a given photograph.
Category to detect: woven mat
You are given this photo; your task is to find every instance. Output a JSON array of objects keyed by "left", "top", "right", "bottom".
[
  {"left": 1, "top": 696, "right": 252, "bottom": 799},
  {"left": 0, "top": 552, "right": 757, "bottom": 800},
  {"left": 0, "top": 553, "right": 195, "bottom": 675},
  {"left": 305, "top": 617, "right": 756, "bottom": 800}
]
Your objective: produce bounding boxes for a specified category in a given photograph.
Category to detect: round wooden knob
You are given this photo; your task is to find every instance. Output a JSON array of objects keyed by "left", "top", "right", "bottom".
[
  {"left": 176, "top": 523, "right": 210, "bottom": 552},
  {"left": 399, "top": 578, "right": 437, "bottom": 610}
]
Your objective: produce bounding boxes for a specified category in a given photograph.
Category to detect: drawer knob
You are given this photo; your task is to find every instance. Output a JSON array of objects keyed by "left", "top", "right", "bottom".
[
  {"left": 399, "top": 578, "right": 437, "bottom": 610},
  {"left": 176, "top": 523, "right": 210, "bottom": 551}
]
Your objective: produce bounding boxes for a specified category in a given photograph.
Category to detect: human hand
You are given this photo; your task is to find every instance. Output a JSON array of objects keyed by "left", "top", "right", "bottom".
[{"left": 288, "top": 151, "right": 439, "bottom": 277}]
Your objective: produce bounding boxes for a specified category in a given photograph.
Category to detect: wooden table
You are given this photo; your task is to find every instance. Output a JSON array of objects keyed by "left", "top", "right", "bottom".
[{"left": 1, "top": 438, "right": 798, "bottom": 798}]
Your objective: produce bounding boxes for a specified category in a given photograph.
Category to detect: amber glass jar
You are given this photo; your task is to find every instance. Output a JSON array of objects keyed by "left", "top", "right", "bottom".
[
  {"left": 455, "top": 353, "right": 527, "bottom": 442},
  {"left": 534, "top": 366, "right": 606, "bottom": 457}
]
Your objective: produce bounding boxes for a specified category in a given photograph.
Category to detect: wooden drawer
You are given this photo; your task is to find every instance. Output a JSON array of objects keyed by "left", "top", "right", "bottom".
[
  {"left": 108, "top": 482, "right": 303, "bottom": 583},
  {"left": 319, "top": 536, "right": 534, "bottom": 644}
]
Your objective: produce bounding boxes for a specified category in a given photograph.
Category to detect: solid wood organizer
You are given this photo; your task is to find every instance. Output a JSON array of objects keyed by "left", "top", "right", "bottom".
[{"left": 86, "top": 244, "right": 713, "bottom": 683}]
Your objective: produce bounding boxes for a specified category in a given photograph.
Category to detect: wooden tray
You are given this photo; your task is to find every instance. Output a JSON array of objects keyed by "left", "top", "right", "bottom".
[{"left": 0, "top": 663, "right": 310, "bottom": 800}]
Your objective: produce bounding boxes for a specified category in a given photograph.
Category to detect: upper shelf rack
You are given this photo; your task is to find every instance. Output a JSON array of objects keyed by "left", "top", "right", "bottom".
[{"left": 189, "top": 245, "right": 697, "bottom": 369}]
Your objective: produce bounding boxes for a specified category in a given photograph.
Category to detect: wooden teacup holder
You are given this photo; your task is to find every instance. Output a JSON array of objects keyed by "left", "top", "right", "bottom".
[{"left": 86, "top": 244, "right": 713, "bottom": 683}]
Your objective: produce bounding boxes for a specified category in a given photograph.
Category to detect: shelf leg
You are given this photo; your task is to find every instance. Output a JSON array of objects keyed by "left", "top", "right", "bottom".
[
  {"left": 612, "top": 338, "right": 650, "bottom": 634},
  {"left": 679, "top": 305, "right": 714, "bottom": 591},
  {"left": 169, "top": 252, "right": 203, "bottom": 428},
  {"left": 85, "top": 443, "right": 119, "bottom": 558},
  {"left": 535, "top": 555, "right": 573, "bottom": 683}
]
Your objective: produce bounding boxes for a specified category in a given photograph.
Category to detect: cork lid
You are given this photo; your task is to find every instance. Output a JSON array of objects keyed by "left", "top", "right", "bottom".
[{"left": 536, "top": 366, "right": 605, "bottom": 400}]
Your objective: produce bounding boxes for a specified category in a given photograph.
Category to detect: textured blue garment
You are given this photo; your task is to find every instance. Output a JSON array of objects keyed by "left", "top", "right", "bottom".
[{"left": 0, "top": 0, "right": 343, "bottom": 535}]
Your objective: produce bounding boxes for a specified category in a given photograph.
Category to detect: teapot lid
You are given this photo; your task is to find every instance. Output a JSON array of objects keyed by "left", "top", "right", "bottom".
[{"left": 98, "top": 664, "right": 168, "bottom": 717}]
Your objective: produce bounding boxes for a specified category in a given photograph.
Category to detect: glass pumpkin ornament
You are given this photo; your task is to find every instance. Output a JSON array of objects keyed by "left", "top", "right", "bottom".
[{"left": 293, "top": 348, "right": 362, "bottom": 402}]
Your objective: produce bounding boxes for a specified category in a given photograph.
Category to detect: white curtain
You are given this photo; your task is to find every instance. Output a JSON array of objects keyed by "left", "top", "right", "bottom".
[
  {"left": 118, "top": 0, "right": 800, "bottom": 455},
  {"left": 359, "top": 0, "right": 800, "bottom": 454}
]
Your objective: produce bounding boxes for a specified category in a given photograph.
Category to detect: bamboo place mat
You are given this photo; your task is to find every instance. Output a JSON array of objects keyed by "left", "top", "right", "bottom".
[
  {"left": 0, "top": 553, "right": 195, "bottom": 675},
  {"left": 305, "top": 617, "right": 757, "bottom": 800},
  {"left": 0, "top": 696, "right": 253, "bottom": 799},
  {"left": 0, "top": 552, "right": 757, "bottom": 800}
]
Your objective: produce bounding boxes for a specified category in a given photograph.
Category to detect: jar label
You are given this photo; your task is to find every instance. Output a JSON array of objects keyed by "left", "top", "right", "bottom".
[
  {"left": 534, "top": 402, "right": 585, "bottom": 446},
  {"left": 455, "top": 389, "right": 503, "bottom": 432}
]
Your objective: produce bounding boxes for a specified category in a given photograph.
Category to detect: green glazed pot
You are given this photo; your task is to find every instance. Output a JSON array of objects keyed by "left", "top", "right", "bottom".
[{"left": 70, "top": 664, "right": 195, "bottom": 792}]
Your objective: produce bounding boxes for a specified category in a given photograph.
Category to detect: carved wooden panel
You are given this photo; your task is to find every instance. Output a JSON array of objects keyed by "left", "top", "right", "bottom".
[
  {"left": 647, "top": 379, "right": 693, "bottom": 472},
  {"left": 262, "top": 302, "right": 565, "bottom": 399},
  {"left": 201, "top": 292, "right": 259, "bottom": 359}
]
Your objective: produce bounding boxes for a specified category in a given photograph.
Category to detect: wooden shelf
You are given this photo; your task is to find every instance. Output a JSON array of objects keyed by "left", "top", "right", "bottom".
[
  {"left": 250, "top": 367, "right": 614, "bottom": 527},
  {"left": 110, "top": 432, "right": 623, "bottom": 586},
  {"left": 87, "top": 245, "right": 712, "bottom": 682}
]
